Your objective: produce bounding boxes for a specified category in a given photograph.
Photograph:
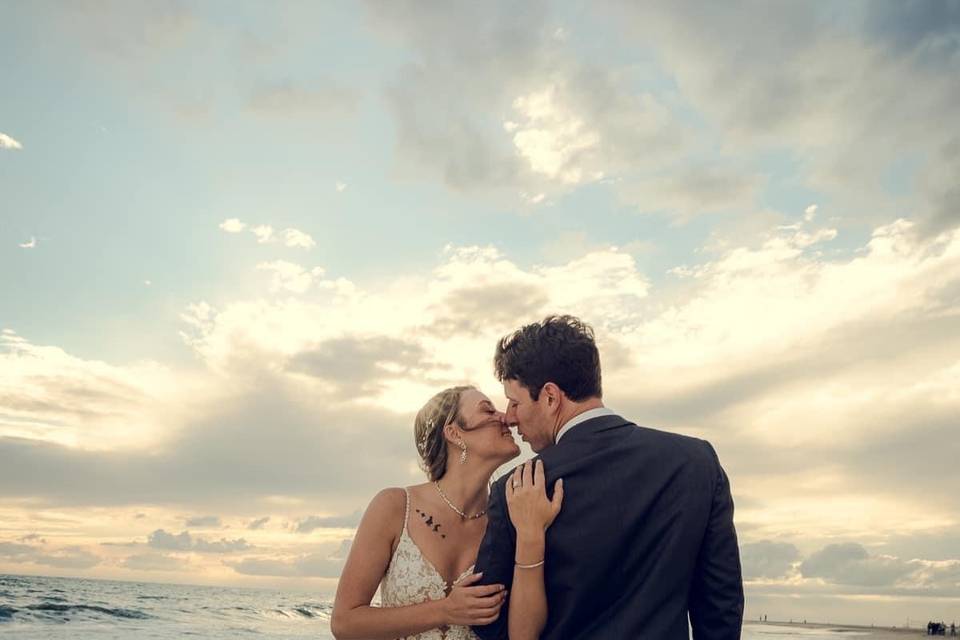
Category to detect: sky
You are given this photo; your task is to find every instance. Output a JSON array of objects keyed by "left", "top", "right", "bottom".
[{"left": 1, "top": 0, "right": 959, "bottom": 627}]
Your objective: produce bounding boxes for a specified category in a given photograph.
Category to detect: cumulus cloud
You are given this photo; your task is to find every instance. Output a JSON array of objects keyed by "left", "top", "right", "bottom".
[
  {"left": 256, "top": 261, "right": 326, "bottom": 294},
  {"left": 18, "top": 237, "right": 37, "bottom": 249},
  {"left": 287, "top": 337, "right": 429, "bottom": 396},
  {"left": 247, "top": 516, "right": 270, "bottom": 530},
  {"left": 0, "top": 132, "right": 23, "bottom": 150},
  {"left": 367, "top": 2, "right": 759, "bottom": 217},
  {"left": 607, "top": 1, "right": 960, "bottom": 232},
  {"left": 282, "top": 229, "right": 316, "bottom": 249},
  {"left": 251, "top": 225, "right": 275, "bottom": 244},
  {"left": 229, "top": 223, "right": 315, "bottom": 249},
  {"left": 148, "top": 529, "right": 249, "bottom": 553},
  {"left": 800, "top": 543, "right": 915, "bottom": 587},
  {"left": 293, "top": 511, "right": 362, "bottom": 533},
  {"left": 147, "top": 529, "right": 193, "bottom": 551},
  {"left": 740, "top": 540, "right": 801, "bottom": 580},
  {"left": 219, "top": 218, "right": 246, "bottom": 233},
  {"left": 184, "top": 515, "right": 221, "bottom": 528}
]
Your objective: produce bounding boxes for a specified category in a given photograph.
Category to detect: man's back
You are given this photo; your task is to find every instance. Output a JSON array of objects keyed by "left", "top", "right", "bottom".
[{"left": 473, "top": 414, "right": 743, "bottom": 640}]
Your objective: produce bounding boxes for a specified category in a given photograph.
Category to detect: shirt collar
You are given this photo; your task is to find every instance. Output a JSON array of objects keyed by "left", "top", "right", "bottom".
[{"left": 555, "top": 407, "right": 615, "bottom": 443}]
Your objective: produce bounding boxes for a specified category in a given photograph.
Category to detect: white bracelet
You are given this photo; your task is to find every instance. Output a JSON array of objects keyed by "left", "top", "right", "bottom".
[{"left": 515, "top": 560, "right": 545, "bottom": 569}]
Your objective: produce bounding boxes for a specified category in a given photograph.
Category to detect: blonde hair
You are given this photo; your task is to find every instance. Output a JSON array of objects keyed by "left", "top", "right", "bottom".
[{"left": 414, "top": 386, "right": 472, "bottom": 481}]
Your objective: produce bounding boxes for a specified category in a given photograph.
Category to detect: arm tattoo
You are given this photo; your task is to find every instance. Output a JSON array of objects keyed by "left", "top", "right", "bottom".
[{"left": 415, "top": 508, "right": 446, "bottom": 539}]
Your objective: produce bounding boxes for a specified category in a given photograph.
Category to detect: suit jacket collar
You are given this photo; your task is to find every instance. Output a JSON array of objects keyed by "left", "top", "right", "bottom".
[{"left": 553, "top": 413, "right": 632, "bottom": 445}]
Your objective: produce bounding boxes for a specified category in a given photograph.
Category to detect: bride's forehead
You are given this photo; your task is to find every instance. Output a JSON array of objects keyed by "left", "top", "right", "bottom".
[{"left": 459, "top": 389, "right": 493, "bottom": 410}]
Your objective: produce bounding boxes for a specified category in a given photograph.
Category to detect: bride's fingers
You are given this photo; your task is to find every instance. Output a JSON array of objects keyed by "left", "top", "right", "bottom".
[
  {"left": 551, "top": 478, "right": 564, "bottom": 515},
  {"left": 534, "top": 459, "right": 545, "bottom": 490},
  {"left": 511, "top": 465, "right": 523, "bottom": 491},
  {"left": 522, "top": 460, "right": 534, "bottom": 488},
  {"left": 457, "top": 572, "right": 484, "bottom": 587}
]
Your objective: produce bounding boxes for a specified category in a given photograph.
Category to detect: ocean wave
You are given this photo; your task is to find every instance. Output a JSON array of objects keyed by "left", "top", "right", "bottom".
[
  {"left": 0, "top": 605, "right": 17, "bottom": 621},
  {"left": 25, "top": 603, "right": 152, "bottom": 620}
]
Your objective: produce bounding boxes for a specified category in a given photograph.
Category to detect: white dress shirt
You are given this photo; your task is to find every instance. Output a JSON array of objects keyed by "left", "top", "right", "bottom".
[{"left": 555, "top": 407, "right": 616, "bottom": 443}]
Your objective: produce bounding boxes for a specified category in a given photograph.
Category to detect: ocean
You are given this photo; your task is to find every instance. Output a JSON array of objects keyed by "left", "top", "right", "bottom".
[
  {"left": 0, "top": 573, "right": 334, "bottom": 639},
  {"left": 0, "top": 573, "right": 908, "bottom": 639}
]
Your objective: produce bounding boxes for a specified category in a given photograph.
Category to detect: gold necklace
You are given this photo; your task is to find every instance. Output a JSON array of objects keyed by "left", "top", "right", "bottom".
[{"left": 434, "top": 481, "right": 487, "bottom": 520}]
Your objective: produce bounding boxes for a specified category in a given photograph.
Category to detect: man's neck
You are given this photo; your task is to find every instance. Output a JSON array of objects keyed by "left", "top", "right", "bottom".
[{"left": 551, "top": 398, "right": 605, "bottom": 441}]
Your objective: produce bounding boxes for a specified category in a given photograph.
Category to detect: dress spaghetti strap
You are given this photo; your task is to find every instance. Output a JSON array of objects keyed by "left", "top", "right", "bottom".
[{"left": 401, "top": 487, "right": 411, "bottom": 536}]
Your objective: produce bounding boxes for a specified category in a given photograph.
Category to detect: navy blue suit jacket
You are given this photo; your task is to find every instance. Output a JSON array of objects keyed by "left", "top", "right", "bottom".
[{"left": 472, "top": 415, "right": 743, "bottom": 639}]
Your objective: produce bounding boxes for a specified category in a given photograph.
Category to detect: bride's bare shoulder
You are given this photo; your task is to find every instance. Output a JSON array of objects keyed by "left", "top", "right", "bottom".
[{"left": 361, "top": 486, "right": 412, "bottom": 526}]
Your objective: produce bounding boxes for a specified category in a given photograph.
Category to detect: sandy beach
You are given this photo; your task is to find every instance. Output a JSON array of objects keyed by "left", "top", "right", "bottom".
[{"left": 743, "top": 620, "right": 926, "bottom": 638}]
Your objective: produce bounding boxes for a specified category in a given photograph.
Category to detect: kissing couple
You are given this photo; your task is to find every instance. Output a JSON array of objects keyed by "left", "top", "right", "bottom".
[{"left": 331, "top": 315, "right": 744, "bottom": 639}]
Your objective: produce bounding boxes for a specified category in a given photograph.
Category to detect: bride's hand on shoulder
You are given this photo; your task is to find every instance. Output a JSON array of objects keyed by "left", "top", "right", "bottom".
[{"left": 505, "top": 460, "right": 564, "bottom": 535}]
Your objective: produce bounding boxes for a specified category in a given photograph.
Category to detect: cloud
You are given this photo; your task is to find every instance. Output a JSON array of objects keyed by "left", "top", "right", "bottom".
[
  {"left": 19, "top": 533, "right": 45, "bottom": 543},
  {"left": 618, "top": 164, "right": 763, "bottom": 219},
  {"left": 607, "top": 1, "right": 960, "bottom": 232},
  {"left": 229, "top": 547, "right": 347, "bottom": 578},
  {"left": 194, "top": 537, "right": 251, "bottom": 553},
  {"left": 0, "top": 540, "right": 101, "bottom": 569},
  {"left": 18, "top": 237, "right": 37, "bottom": 249},
  {"left": 247, "top": 516, "right": 270, "bottom": 530},
  {"left": 336, "top": 181, "right": 347, "bottom": 192},
  {"left": 293, "top": 511, "right": 362, "bottom": 533},
  {"left": 281, "top": 229, "right": 316, "bottom": 249},
  {"left": 0, "top": 541, "right": 35, "bottom": 558},
  {"left": 800, "top": 543, "right": 915, "bottom": 587},
  {"left": 740, "top": 540, "right": 801, "bottom": 580},
  {"left": 3, "top": 216, "right": 960, "bottom": 586},
  {"left": 123, "top": 553, "right": 187, "bottom": 572},
  {"left": 0, "top": 329, "right": 187, "bottom": 449},
  {"left": 219, "top": 218, "right": 246, "bottom": 233},
  {"left": 0, "top": 132, "right": 23, "bottom": 150},
  {"left": 32, "top": 546, "right": 101, "bottom": 569},
  {"left": 234, "top": 224, "right": 315, "bottom": 249},
  {"left": 184, "top": 515, "right": 221, "bottom": 528},
  {"left": 147, "top": 529, "right": 193, "bottom": 551},
  {"left": 287, "top": 337, "right": 429, "bottom": 396},
  {"left": 147, "top": 529, "right": 249, "bottom": 554},
  {"left": 251, "top": 225, "right": 274, "bottom": 244},
  {"left": 256, "top": 261, "right": 326, "bottom": 294}
]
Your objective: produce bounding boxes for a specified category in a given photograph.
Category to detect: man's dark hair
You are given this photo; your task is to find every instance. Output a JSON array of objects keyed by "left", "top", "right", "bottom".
[{"left": 494, "top": 315, "right": 602, "bottom": 401}]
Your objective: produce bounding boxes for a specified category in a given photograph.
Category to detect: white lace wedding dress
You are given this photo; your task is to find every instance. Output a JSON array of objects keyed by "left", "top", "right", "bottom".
[{"left": 380, "top": 488, "right": 479, "bottom": 640}]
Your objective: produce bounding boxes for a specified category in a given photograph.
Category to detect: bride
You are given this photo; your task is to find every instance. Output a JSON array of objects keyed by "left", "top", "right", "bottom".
[{"left": 331, "top": 385, "right": 562, "bottom": 640}]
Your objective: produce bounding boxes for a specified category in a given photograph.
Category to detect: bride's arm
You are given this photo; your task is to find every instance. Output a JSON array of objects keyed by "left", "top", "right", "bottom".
[
  {"left": 505, "top": 461, "right": 563, "bottom": 640},
  {"left": 331, "top": 488, "right": 506, "bottom": 640}
]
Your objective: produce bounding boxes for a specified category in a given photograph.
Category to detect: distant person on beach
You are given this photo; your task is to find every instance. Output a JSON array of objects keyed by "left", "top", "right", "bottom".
[
  {"left": 331, "top": 386, "right": 559, "bottom": 640},
  {"left": 471, "top": 315, "right": 744, "bottom": 639}
]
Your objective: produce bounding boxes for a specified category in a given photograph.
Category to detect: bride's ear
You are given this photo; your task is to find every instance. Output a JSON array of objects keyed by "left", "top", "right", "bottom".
[{"left": 442, "top": 422, "right": 460, "bottom": 445}]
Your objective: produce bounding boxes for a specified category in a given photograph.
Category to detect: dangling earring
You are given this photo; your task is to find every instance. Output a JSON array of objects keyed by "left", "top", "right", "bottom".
[{"left": 459, "top": 440, "right": 468, "bottom": 465}]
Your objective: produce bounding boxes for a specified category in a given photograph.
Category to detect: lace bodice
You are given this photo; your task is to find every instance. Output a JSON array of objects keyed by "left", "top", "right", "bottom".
[{"left": 380, "top": 488, "right": 478, "bottom": 640}]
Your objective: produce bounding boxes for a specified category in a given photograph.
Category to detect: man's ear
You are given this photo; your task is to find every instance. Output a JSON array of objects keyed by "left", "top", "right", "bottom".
[{"left": 542, "top": 382, "right": 562, "bottom": 410}]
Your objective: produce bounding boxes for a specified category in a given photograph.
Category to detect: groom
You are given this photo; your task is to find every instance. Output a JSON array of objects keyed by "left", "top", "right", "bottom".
[{"left": 473, "top": 316, "right": 743, "bottom": 639}]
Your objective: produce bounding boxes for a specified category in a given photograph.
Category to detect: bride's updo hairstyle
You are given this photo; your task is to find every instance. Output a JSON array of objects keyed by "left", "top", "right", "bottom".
[{"left": 415, "top": 386, "right": 472, "bottom": 481}]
